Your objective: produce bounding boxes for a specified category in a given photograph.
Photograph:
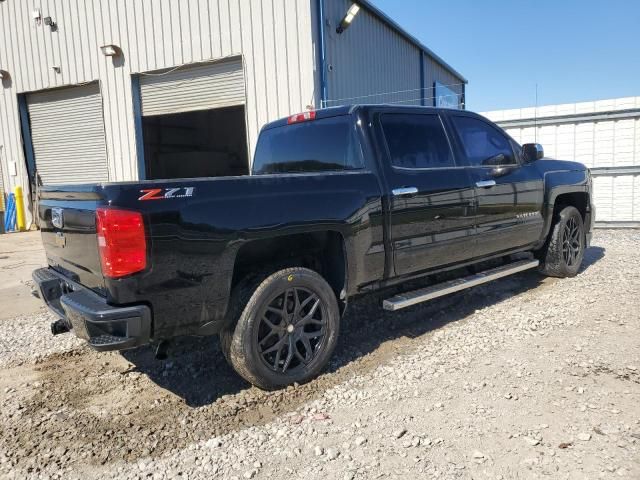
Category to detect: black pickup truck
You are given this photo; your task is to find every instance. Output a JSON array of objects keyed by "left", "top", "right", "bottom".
[{"left": 33, "top": 105, "right": 594, "bottom": 389}]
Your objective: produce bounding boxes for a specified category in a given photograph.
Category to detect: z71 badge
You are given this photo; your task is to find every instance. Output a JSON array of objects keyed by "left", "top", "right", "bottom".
[{"left": 138, "top": 187, "right": 195, "bottom": 201}]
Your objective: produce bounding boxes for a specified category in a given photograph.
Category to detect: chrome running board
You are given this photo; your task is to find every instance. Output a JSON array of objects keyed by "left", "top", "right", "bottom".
[{"left": 383, "top": 259, "right": 539, "bottom": 311}]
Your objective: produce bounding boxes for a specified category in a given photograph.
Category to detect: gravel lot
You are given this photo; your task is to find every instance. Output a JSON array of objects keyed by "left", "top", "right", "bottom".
[{"left": 1, "top": 230, "right": 639, "bottom": 479}]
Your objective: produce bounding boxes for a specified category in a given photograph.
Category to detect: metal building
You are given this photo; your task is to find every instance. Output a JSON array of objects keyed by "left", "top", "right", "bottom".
[
  {"left": 0, "top": 0, "right": 466, "bottom": 226},
  {"left": 482, "top": 97, "right": 640, "bottom": 228}
]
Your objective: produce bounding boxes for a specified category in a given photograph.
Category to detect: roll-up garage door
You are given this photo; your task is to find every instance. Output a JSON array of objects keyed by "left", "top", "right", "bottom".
[
  {"left": 139, "top": 58, "right": 245, "bottom": 116},
  {"left": 27, "top": 83, "right": 109, "bottom": 185}
]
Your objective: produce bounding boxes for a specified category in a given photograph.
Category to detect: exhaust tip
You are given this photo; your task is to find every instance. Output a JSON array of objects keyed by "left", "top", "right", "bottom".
[{"left": 51, "top": 319, "right": 70, "bottom": 335}]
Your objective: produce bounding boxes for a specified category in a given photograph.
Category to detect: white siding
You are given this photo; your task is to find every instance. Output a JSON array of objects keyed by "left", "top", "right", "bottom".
[
  {"left": 0, "top": 0, "right": 317, "bottom": 224},
  {"left": 482, "top": 97, "right": 640, "bottom": 225},
  {"left": 593, "top": 174, "right": 640, "bottom": 222}
]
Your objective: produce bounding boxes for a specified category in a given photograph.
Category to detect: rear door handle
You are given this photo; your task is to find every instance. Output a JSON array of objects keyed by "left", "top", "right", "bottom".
[
  {"left": 392, "top": 187, "right": 419, "bottom": 196},
  {"left": 475, "top": 180, "right": 496, "bottom": 188}
]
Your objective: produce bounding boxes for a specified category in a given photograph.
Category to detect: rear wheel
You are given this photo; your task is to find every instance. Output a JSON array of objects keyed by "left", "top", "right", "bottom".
[
  {"left": 538, "top": 205, "right": 585, "bottom": 278},
  {"left": 220, "top": 267, "right": 340, "bottom": 390}
]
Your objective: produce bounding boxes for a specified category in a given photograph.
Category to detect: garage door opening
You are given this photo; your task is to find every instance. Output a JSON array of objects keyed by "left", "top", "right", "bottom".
[
  {"left": 143, "top": 105, "right": 249, "bottom": 180},
  {"left": 138, "top": 58, "right": 248, "bottom": 181}
]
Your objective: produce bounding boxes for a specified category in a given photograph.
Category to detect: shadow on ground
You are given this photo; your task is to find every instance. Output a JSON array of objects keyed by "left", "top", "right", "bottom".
[
  {"left": 580, "top": 245, "right": 605, "bottom": 273},
  {"left": 122, "top": 247, "right": 606, "bottom": 408}
]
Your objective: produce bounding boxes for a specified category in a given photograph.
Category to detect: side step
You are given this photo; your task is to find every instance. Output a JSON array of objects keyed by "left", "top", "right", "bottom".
[{"left": 383, "top": 259, "right": 539, "bottom": 311}]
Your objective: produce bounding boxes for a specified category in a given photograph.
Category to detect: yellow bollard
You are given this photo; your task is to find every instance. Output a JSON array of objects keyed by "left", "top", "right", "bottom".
[{"left": 14, "top": 185, "right": 26, "bottom": 232}]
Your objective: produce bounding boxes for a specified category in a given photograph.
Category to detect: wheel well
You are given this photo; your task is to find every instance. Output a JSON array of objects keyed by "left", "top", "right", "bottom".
[
  {"left": 553, "top": 192, "right": 589, "bottom": 221},
  {"left": 231, "top": 231, "right": 347, "bottom": 303}
]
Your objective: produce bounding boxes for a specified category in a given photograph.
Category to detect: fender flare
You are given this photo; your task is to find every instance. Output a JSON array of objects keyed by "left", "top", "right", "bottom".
[{"left": 535, "top": 169, "right": 591, "bottom": 249}]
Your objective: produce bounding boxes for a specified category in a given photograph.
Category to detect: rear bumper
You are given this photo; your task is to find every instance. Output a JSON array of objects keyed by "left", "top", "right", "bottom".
[{"left": 32, "top": 268, "right": 151, "bottom": 351}]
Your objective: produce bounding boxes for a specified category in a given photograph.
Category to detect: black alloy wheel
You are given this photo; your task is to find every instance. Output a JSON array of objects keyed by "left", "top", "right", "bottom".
[
  {"left": 220, "top": 267, "right": 340, "bottom": 390},
  {"left": 257, "top": 287, "right": 328, "bottom": 374},
  {"left": 538, "top": 205, "right": 585, "bottom": 278},
  {"left": 562, "top": 215, "right": 582, "bottom": 267}
]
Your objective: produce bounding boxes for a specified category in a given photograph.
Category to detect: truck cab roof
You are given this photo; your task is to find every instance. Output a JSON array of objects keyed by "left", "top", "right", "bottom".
[{"left": 260, "top": 104, "right": 468, "bottom": 131}]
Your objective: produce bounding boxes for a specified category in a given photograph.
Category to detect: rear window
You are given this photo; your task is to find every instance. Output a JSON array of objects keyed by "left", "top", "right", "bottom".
[{"left": 252, "top": 115, "right": 363, "bottom": 175}]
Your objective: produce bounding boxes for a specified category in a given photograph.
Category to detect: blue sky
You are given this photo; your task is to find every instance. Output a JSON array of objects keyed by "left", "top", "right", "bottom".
[{"left": 370, "top": 0, "right": 640, "bottom": 112}]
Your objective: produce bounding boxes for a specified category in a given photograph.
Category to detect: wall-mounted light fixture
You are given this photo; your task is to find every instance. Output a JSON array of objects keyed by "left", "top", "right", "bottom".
[
  {"left": 336, "top": 3, "right": 360, "bottom": 34},
  {"left": 0, "top": 70, "right": 9, "bottom": 80},
  {"left": 43, "top": 16, "right": 57, "bottom": 30},
  {"left": 100, "top": 44, "right": 122, "bottom": 57}
]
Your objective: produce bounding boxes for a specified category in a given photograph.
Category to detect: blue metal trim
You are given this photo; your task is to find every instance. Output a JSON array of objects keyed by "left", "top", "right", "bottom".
[
  {"left": 17, "top": 94, "right": 36, "bottom": 182},
  {"left": 131, "top": 75, "right": 146, "bottom": 180},
  {"left": 419, "top": 52, "right": 425, "bottom": 106},
  {"left": 357, "top": 0, "right": 467, "bottom": 84},
  {"left": 316, "top": 0, "right": 328, "bottom": 107}
]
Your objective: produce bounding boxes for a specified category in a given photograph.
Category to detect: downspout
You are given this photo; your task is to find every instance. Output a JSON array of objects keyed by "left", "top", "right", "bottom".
[
  {"left": 316, "top": 0, "right": 328, "bottom": 108},
  {"left": 419, "top": 51, "right": 425, "bottom": 106}
]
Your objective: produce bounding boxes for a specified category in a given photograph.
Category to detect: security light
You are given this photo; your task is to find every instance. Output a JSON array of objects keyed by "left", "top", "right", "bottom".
[
  {"left": 100, "top": 44, "right": 122, "bottom": 57},
  {"left": 336, "top": 3, "right": 360, "bottom": 34}
]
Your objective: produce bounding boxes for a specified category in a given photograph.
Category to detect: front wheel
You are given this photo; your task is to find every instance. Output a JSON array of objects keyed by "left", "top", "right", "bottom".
[
  {"left": 538, "top": 205, "right": 585, "bottom": 278},
  {"left": 220, "top": 267, "right": 340, "bottom": 390}
]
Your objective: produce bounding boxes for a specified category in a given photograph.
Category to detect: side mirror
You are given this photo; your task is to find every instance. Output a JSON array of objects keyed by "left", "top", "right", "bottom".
[{"left": 522, "top": 143, "right": 544, "bottom": 163}]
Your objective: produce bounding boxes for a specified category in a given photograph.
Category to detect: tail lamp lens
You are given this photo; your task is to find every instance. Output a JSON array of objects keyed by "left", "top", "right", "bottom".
[
  {"left": 96, "top": 208, "right": 147, "bottom": 278},
  {"left": 287, "top": 110, "right": 316, "bottom": 124}
]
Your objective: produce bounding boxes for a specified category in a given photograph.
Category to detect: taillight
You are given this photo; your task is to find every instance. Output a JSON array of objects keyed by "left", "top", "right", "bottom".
[
  {"left": 287, "top": 110, "right": 316, "bottom": 124},
  {"left": 96, "top": 208, "right": 147, "bottom": 278}
]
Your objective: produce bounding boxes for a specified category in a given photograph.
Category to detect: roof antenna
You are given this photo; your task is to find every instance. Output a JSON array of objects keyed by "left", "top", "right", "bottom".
[{"left": 534, "top": 83, "right": 538, "bottom": 143}]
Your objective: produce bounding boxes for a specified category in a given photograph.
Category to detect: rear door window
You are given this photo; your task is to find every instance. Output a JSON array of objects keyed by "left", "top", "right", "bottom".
[
  {"left": 380, "top": 113, "right": 455, "bottom": 169},
  {"left": 252, "top": 115, "right": 363, "bottom": 174}
]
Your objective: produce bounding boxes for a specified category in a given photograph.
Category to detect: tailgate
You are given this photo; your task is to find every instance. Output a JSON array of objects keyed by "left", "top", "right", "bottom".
[{"left": 38, "top": 185, "right": 106, "bottom": 293}]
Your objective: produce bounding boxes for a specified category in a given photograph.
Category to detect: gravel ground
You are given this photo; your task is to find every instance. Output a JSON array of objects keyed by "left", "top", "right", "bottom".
[{"left": 0, "top": 230, "right": 639, "bottom": 479}]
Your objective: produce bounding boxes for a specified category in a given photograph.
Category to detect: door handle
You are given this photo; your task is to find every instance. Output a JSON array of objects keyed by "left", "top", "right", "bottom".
[
  {"left": 475, "top": 180, "right": 496, "bottom": 188},
  {"left": 392, "top": 187, "right": 418, "bottom": 196}
]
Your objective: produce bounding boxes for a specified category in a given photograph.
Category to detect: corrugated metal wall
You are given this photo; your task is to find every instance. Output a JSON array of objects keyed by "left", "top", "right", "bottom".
[
  {"left": 0, "top": 0, "right": 318, "bottom": 223},
  {"left": 482, "top": 97, "right": 640, "bottom": 225},
  {"left": 423, "top": 55, "right": 464, "bottom": 107},
  {"left": 1, "top": 0, "right": 467, "bottom": 227},
  {"left": 323, "top": 0, "right": 421, "bottom": 106},
  {"left": 323, "top": 0, "right": 464, "bottom": 107}
]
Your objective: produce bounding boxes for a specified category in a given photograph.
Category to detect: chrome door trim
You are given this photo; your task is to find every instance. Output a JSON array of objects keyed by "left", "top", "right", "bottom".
[
  {"left": 475, "top": 180, "right": 496, "bottom": 188},
  {"left": 392, "top": 187, "right": 419, "bottom": 196}
]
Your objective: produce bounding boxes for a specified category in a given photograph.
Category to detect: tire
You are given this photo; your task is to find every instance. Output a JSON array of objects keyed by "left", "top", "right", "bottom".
[
  {"left": 220, "top": 267, "right": 340, "bottom": 390},
  {"left": 538, "top": 205, "right": 585, "bottom": 278}
]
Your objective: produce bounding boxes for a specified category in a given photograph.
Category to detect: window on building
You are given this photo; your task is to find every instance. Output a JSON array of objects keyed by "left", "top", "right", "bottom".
[
  {"left": 381, "top": 113, "right": 455, "bottom": 169},
  {"left": 252, "top": 115, "right": 363, "bottom": 175},
  {"left": 143, "top": 105, "right": 249, "bottom": 180}
]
